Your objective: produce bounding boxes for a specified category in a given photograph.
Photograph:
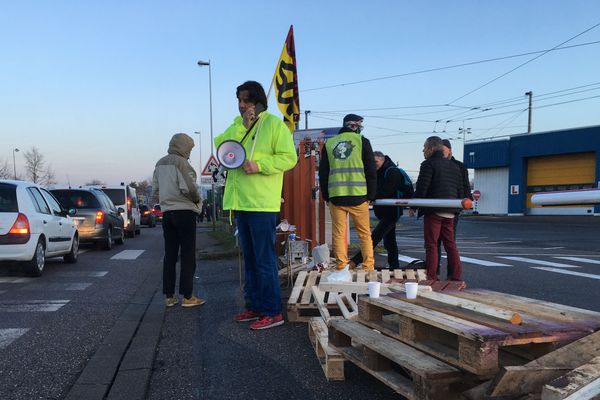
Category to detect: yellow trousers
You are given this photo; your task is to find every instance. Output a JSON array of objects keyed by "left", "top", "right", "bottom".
[{"left": 330, "top": 202, "right": 374, "bottom": 271}]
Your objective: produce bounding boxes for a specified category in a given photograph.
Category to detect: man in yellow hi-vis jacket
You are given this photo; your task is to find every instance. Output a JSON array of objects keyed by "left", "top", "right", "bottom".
[
  {"left": 215, "top": 81, "right": 297, "bottom": 330},
  {"left": 319, "top": 114, "right": 377, "bottom": 282}
]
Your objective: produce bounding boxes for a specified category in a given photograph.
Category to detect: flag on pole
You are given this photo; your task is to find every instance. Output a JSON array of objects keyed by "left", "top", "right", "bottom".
[{"left": 273, "top": 25, "right": 300, "bottom": 132}]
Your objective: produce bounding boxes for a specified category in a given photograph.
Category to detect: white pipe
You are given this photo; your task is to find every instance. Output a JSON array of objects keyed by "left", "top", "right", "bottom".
[
  {"left": 531, "top": 189, "right": 600, "bottom": 206},
  {"left": 373, "top": 198, "right": 473, "bottom": 209}
]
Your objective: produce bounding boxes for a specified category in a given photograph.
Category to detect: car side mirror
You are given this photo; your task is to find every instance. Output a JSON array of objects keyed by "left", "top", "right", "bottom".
[
  {"left": 68, "top": 208, "right": 77, "bottom": 216},
  {"left": 117, "top": 207, "right": 125, "bottom": 213}
]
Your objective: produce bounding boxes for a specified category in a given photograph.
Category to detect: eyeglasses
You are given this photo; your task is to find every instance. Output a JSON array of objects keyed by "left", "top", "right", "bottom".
[{"left": 346, "top": 122, "right": 363, "bottom": 129}]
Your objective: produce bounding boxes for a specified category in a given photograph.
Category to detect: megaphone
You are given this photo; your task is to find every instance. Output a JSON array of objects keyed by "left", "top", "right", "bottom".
[{"left": 216, "top": 140, "right": 246, "bottom": 169}]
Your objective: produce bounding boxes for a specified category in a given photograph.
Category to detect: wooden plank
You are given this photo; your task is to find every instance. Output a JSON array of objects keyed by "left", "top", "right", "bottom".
[
  {"left": 405, "top": 269, "right": 416, "bottom": 280},
  {"left": 454, "top": 289, "right": 600, "bottom": 326},
  {"left": 561, "top": 377, "right": 600, "bottom": 400},
  {"left": 381, "top": 269, "right": 391, "bottom": 283},
  {"left": 336, "top": 293, "right": 358, "bottom": 320},
  {"left": 318, "top": 282, "right": 391, "bottom": 295},
  {"left": 542, "top": 356, "right": 600, "bottom": 400},
  {"left": 288, "top": 270, "right": 308, "bottom": 304},
  {"left": 356, "top": 271, "right": 366, "bottom": 283},
  {"left": 329, "top": 320, "right": 462, "bottom": 379},
  {"left": 488, "top": 330, "right": 600, "bottom": 397},
  {"left": 393, "top": 270, "right": 404, "bottom": 280},
  {"left": 300, "top": 271, "right": 319, "bottom": 304},
  {"left": 308, "top": 317, "right": 345, "bottom": 381},
  {"left": 360, "top": 295, "right": 509, "bottom": 341},
  {"left": 416, "top": 269, "right": 427, "bottom": 281},
  {"left": 311, "top": 286, "right": 333, "bottom": 324},
  {"left": 406, "top": 289, "right": 522, "bottom": 324}
]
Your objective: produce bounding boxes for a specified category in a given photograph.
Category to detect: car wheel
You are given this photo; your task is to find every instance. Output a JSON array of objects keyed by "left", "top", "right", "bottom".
[
  {"left": 64, "top": 234, "right": 79, "bottom": 263},
  {"left": 115, "top": 229, "right": 125, "bottom": 245},
  {"left": 102, "top": 228, "right": 113, "bottom": 250},
  {"left": 24, "top": 238, "right": 45, "bottom": 277}
]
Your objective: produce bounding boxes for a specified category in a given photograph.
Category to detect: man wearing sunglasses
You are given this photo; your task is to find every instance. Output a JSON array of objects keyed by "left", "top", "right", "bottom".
[{"left": 319, "top": 114, "right": 377, "bottom": 282}]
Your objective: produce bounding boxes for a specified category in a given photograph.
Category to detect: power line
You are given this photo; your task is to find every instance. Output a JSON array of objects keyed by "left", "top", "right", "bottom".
[
  {"left": 447, "top": 22, "right": 600, "bottom": 104},
  {"left": 302, "top": 40, "right": 600, "bottom": 93}
]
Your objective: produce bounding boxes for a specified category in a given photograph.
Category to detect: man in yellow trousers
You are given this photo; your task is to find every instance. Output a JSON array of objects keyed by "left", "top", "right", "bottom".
[{"left": 319, "top": 114, "right": 377, "bottom": 281}]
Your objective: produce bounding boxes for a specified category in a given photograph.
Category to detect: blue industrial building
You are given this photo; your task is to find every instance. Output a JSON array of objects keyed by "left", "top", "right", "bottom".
[{"left": 464, "top": 125, "right": 600, "bottom": 216}]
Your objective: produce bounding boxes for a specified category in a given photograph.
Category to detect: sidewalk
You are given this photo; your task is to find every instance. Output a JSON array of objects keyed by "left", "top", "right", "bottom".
[{"left": 146, "top": 226, "right": 400, "bottom": 400}]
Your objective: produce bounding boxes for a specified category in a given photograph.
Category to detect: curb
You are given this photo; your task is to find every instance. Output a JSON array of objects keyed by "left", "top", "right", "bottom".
[{"left": 65, "top": 264, "right": 163, "bottom": 400}]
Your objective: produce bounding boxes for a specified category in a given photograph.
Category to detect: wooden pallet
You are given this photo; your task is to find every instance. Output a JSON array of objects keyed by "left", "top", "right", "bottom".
[
  {"left": 307, "top": 317, "right": 345, "bottom": 381},
  {"left": 328, "top": 319, "right": 464, "bottom": 400},
  {"left": 358, "top": 291, "right": 600, "bottom": 377},
  {"left": 287, "top": 269, "right": 428, "bottom": 322}
]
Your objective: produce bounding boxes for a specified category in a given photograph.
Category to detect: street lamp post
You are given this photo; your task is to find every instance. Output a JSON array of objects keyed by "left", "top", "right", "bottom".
[
  {"left": 12, "top": 148, "right": 19, "bottom": 180},
  {"left": 197, "top": 59, "right": 216, "bottom": 230}
]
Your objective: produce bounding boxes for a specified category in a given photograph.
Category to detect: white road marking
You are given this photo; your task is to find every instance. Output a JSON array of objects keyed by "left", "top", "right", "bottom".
[
  {"left": 499, "top": 257, "right": 580, "bottom": 269},
  {"left": 483, "top": 240, "right": 522, "bottom": 245},
  {"left": 111, "top": 250, "right": 145, "bottom": 260},
  {"left": 379, "top": 254, "right": 421, "bottom": 263},
  {"left": 532, "top": 267, "right": 600, "bottom": 280},
  {"left": 55, "top": 271, "right": 108, "bottom": 277},
  {"left": 0, "top": 300, "right": 70, "bottom": 312},
  {"left": 556, "top": 257, "right": 600, "bottom": 265},
  {"left": 22, "top": 283, "right": 92, "bottom": 291},
  {"left": 0, "top": 277, "right": 36, "bottom": 283},
  {"left": 543, "top": 247, "right": 565, "bottom": 250},
  {"left": 442, "top": 255, "right": 512, "bottom": 267},
  {"left": 0, "top": 328, "right": 29, "bottom": 349}
]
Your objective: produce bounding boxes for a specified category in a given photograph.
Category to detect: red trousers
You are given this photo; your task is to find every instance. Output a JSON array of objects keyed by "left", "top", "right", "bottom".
[{"left": 423, "top": 214, "right": 462, "bottom": 280}]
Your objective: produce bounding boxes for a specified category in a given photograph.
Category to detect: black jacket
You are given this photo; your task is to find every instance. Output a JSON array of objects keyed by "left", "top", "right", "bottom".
[
  {"left": 319, "top": 128, "right": 377, "bottom": 206},
  {"left": 373, "top": 156, "right": 414, "bottom": 220},
  {"left": 414, "top": 151, "right": 465, "bottom": 216},
  {"left": 451, "top": 156, "right": 472, "bottom": 201}
]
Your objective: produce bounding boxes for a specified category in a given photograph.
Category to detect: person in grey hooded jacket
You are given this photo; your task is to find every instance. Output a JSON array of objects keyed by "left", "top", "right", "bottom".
[{"left": 152, "top": 133, "right": 204, "bottom": 308}]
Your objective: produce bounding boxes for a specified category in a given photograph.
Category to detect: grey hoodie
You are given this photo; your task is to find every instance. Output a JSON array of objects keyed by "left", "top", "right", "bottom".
[{"left": 152, "top": 133, "right": 201, "bottom": 213}]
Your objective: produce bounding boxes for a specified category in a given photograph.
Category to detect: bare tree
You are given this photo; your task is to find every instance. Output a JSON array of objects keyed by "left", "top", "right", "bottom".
[
  {"left": 0, "top": 160, "right": 11, "bottom": 179},
  {"left": 23, "top": 146, "right": 57, "bottom": 186}
]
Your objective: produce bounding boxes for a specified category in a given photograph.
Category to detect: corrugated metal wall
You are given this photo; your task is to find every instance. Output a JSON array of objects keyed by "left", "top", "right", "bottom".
[{"left": 473, "top": 167, "right": 509, "bottom": 214}]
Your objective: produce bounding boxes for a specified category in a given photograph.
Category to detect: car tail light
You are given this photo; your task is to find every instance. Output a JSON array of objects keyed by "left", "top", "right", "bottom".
[
  {"left": 127, "top": 196, "right": 132, "bottom": 213},
  {"left": 143, "top": 211, "right": 150, "bottom": 215},
  {"left": 9, "top": 213, "right": 30, "bottom": 234},
  {"left": 95, "top": 211, "right": 105, "bottom": 224}
]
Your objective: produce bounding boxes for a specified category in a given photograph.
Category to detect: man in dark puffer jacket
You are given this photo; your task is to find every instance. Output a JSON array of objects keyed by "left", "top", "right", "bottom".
[
  {"left": 350, "top": 151, "right": 413, "bottom": 270},
  {"left": 410, "top": 136, "right": 465, "bottom": 280}
]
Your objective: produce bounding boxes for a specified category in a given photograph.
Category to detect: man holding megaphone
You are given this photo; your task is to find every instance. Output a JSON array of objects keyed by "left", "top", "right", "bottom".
[{"left": 214, "top": 81, "right": 297, "bottom": 330}]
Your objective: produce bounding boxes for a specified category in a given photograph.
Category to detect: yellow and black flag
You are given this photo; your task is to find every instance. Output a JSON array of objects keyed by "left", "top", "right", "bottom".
[{"left": 273, "top": 25, "right": 300, "bottom": 132}]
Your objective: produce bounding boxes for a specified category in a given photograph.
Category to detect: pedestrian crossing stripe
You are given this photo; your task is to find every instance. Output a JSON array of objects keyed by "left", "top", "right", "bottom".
[
  {"left": 110, "top": 250, "right": 145, "bottom": 260},
  {"left": 0, "top": 277, "right": 35, "bottom": 283},
  {"left": 0, "top": 300, "right": 70, "bottom": 312},
  {"left": 443, "top": 255, "right": 512, "bottom": 267},
  {"left": 555, "top": 257, "right": 600, "bottom": 265},
  {"left": 54, "top": 271, "right": 108, "bottom": 277},
  {"left": 0, "top": 328, "right": 29, "bottom": 349},
  {"left": 532, "top": 267, "right": 600, "bottom": 280},
  {"left": 498, "top": 256, "right": 580, "bottom": 269},
  {"left": 22, "top": 283, "right": 92, "bottom": 291}
]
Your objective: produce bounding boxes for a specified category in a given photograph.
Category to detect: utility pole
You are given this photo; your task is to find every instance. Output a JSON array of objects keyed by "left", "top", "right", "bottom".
[
  {"left": 525, "top": 91, "right": 533, "bottom": 133},
  {"left": 304, "top": 110, "right": 311, "bottom": 129}
]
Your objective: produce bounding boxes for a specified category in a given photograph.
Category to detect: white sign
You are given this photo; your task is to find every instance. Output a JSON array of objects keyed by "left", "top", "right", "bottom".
[
  {"left": 200, "top": 176, "right": 225, "bottom": 187},
  {"left": 201, "top": 155, "right": 220, "bottom": 176},
  {"left": 510, "top": 185, "right": 519, "bottom": 195}
]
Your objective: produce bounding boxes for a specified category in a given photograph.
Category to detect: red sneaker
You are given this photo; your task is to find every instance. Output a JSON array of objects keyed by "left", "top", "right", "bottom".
[
  {"left": 234, "top": 310, "right": 261, "bottom": 322},
  {"left": 249, "top": 314, "right": 284, "bottom": 330}
]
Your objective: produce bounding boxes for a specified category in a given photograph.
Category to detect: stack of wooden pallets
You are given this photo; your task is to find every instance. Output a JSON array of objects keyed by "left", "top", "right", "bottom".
[
  {"left": 299, "top": 278, "right": 600, "bottom": 399},
  {"left": 327, "top": 289, "right": 600, "bottom": 399}
]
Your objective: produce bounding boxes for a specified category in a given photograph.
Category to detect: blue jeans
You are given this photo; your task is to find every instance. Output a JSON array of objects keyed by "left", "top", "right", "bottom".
[{"left": 236, "top": 211, "right": 281, "bottom": 316}]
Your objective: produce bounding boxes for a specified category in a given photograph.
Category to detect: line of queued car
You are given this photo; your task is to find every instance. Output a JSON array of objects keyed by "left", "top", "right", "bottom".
[{"left": 0, "top": 179, "right": 162, "bottom": 276}]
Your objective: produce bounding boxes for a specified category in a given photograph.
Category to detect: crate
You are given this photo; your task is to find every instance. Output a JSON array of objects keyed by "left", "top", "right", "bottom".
[{"left": 288, "top": 240, "right": 309, "bottom": 260}]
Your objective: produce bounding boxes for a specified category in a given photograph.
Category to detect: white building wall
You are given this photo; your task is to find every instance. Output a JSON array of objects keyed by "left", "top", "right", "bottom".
[{"left": 472, "top": 167, "right": 509, "bottom": 215}]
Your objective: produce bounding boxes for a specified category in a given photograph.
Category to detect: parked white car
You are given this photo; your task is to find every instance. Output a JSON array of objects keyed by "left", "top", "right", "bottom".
[{"left": 0, "top": 180, "right": 79, "bottom": 276}]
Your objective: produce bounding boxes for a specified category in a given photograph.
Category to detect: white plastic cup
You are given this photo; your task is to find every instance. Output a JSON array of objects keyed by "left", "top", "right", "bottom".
[
  {"left": 368, "top": 282, "right": 381, "bottom": 298},
  {"left": 405, "top": 282, "right": 418, "bottom": 299}
]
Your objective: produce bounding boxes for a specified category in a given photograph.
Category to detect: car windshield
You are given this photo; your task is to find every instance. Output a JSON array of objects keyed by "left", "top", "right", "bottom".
[
  {"left": 140, "top": 205, "right": 149, "bottom": 211},
  {"left": 101, "top": 189, "right": 126, "bottom": 206},
  {"left": 0, "top": 183, "right": 18, "bottom": 212},
  {"left": 51, "top": 190, "right": 101, "bottom": 209}
]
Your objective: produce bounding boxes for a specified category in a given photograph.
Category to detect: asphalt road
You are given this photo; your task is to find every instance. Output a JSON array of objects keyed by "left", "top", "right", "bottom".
[{"left": 1, "top": 215, "right": 599, "bottom": 399}]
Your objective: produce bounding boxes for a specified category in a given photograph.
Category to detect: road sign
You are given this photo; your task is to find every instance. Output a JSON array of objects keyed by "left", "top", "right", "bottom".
[
  {"left": 201, "top": 155, "right": 220, "bottom": 176},
  {"left": 472, "top": 190, "right": 481, "bottom": 200}
]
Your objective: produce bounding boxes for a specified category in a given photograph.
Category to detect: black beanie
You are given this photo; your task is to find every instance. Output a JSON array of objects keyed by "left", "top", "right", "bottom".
[
  {"left": 343, "top": 113, "right": 363, "bottom": 125},
  {"left": 442, "top": 139, "right": 452, "bottom": 149}
]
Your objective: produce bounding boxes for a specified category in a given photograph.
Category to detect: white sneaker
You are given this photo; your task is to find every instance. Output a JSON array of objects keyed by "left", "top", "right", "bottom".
[{"left": 327, "top": 265, "right": 352, "bottom": 282}]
